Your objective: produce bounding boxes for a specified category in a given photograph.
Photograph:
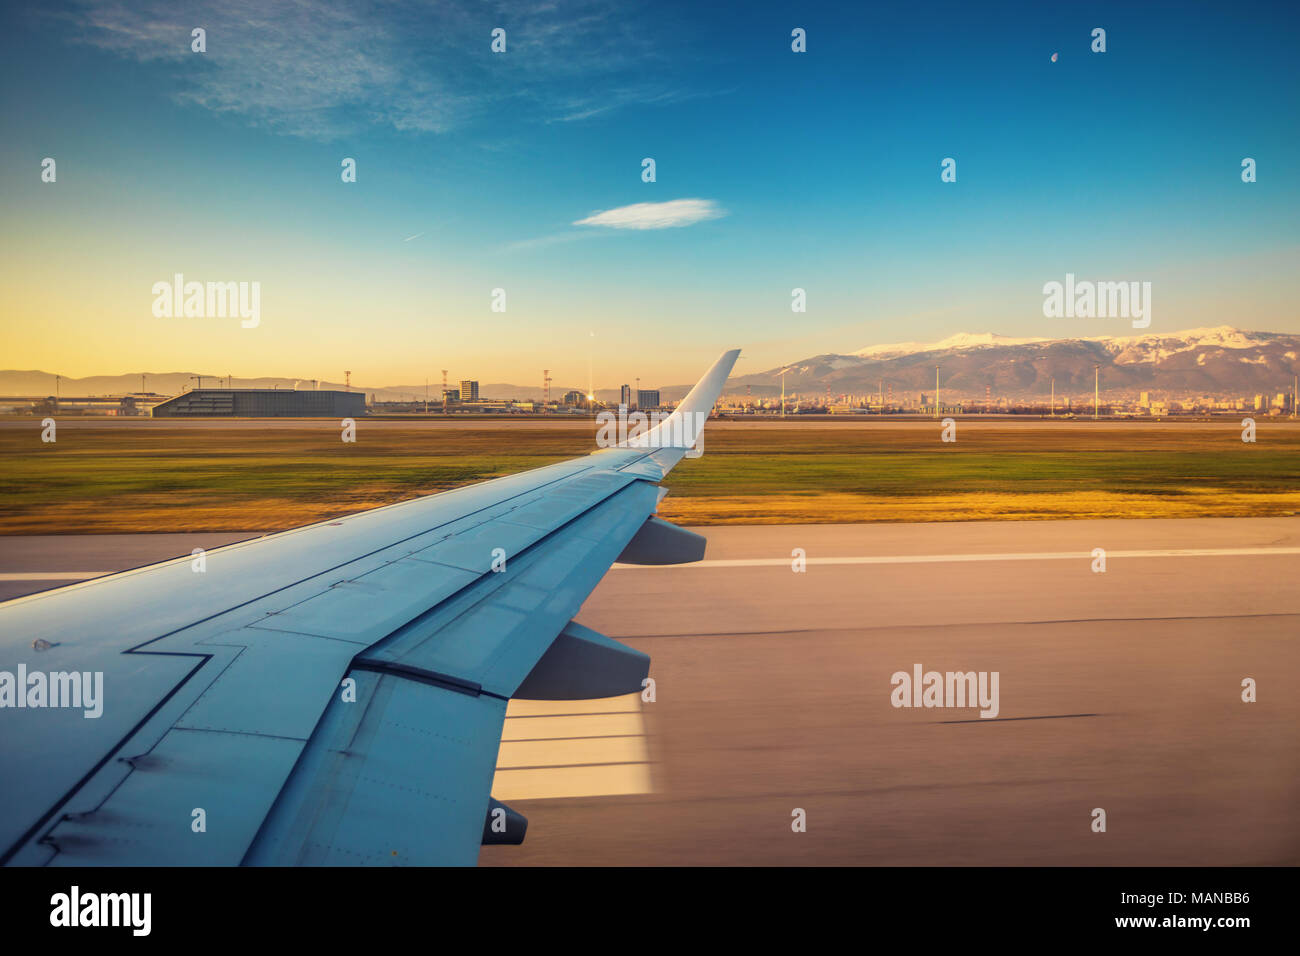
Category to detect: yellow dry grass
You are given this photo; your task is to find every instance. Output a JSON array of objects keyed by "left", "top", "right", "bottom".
[{"left": 657, "top": 490, "right": 1300, "bottom": 525}]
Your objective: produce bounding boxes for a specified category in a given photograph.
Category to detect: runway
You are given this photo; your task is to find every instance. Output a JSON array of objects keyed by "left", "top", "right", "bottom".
[{"left": 3, "top": 518, "right": 1297, "bottom": 866}]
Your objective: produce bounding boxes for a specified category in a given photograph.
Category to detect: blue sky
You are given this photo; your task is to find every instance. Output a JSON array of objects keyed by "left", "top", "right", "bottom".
[{"left": 2, "top": 0, "right": 1297, "bottom": 386}]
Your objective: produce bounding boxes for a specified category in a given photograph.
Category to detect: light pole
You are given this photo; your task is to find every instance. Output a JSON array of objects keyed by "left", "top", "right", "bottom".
[
  {"left": 934, "top": 366, "right": 941, "bottom": 419},
  {"left": 1093, "top": 365, "right": 1100, "bottom": 420}
]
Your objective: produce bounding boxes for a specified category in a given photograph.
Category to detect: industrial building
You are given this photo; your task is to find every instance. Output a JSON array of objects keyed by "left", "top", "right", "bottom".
[
  {"left": 151, "top": 388, "right": 365, "bottom": 418},
  {"left": 637, "top": 389, "right": 661, "bottom": 410}
]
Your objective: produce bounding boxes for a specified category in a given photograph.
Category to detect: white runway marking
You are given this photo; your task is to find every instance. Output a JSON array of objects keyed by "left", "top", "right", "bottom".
[
  {"left": 614, "top": 546, "right": 1300, "bottom": 570},
  {"left": 10, "top": 545, "right": 1300, "bottom": 581},
  {"left": 490, "top": 693, "right": 653, "bottom": 800}
]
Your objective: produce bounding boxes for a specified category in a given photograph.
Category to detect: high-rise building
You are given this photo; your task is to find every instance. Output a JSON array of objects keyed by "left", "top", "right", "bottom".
[
  {"left": 620, "top": 384, "right": 631, "bottom": 407},
  {"left": 459, "top": 380, "right": 480, "bottom": 402},
  {"left": 563, "top": 390, "right": 585, "bottom": 406},
  {"left": 1139, "top": 391, "right": 1151, "bottom": 408},
  {"left": 637, "top": 389, "right": 660, "bottom": 410}
]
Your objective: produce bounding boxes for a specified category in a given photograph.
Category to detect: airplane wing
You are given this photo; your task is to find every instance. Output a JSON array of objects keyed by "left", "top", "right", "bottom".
[{"left": 0, "top": 349, "right": 741, "bottom": 866}]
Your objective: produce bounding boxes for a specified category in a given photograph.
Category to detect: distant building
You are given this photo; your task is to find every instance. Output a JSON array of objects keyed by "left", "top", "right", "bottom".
[
  {"left": 620, "top": 384, "right": 631, "bottom": 406},
  {"left": 460, "top": 380, "right": 480, "bottom": 402},
  {"left": 562, "top": 390, "right": 585, "bottom": 406},
  {"left": 152, "top": 389, "right": 364, "bottom": 418},
  {"left": 637, "top": 389, "right": 660, "bottom": 410},
  {"left": 443, "top": 389, "right": 460, "bottom": 404},
  {"left": 1139, "top": 391, "right": 1151, "bottom": 408},
  {"left": 1254, "top": 394, "right": 1265, "bottom": 410}
]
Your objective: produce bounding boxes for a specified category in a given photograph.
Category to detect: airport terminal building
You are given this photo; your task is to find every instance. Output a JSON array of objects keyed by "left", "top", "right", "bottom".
[{"left": 151, "top": 388, "right": 365, "bottom": 418}]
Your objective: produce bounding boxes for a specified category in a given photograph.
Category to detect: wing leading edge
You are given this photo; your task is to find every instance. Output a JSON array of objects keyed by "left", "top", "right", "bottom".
[{"left": 0, "top": 348, "right": 740, "bottom": 865}]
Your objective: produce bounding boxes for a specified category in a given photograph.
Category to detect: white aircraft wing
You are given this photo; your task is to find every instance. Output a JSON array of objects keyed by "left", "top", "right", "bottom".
[{"left": 0, "top": 349, "right": 740, "bottom": 866}]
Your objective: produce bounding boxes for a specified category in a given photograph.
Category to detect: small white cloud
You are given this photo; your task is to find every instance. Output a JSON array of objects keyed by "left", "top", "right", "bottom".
[{"left": 574, "top": 199, "right": 726, "bottom": 230}]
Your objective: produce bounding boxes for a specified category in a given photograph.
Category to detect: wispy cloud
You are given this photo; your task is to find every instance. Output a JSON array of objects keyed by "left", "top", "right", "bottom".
[
  {"left": 574, "top": 199, "right": 727, "bottom": 230},
  {"left": 502, "top": 230, "right": 603, "bottom": 252},
  {"left": 67, "top": 0, "right": 467, "bottom": 138},
  {"left": 65, "top": 0, "right": 700, "bottom": 140}
]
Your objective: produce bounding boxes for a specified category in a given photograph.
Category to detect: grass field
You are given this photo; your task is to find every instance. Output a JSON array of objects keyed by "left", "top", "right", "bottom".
[{"left": 1, "top": 417, "right": 1298, "bottom": 533}]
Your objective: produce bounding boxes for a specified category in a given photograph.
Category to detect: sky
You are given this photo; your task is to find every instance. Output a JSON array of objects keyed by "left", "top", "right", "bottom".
[{"left": 1, "top": 0, "right": 1297, "bottom": 389}]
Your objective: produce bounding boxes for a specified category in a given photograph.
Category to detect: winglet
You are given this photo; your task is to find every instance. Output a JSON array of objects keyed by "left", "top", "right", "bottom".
[{"left": 625, "top": 348, "right": 740, "bottom": 450}]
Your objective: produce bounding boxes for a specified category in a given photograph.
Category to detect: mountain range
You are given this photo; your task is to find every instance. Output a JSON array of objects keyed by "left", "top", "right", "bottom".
[
  {"left": 4, "top": 328, "right": 1298, "bottom": 404},
  {"left": 732, "top": 327, "right": 1300, "bottom": 399}
]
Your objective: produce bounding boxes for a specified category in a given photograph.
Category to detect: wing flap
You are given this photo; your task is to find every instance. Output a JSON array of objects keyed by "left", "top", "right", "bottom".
[
  {"left": 46, "top": 728, "right": 304, "bottom": 866},
  {"left": 244, "top": 670, "right": 507, "bottom": 866},
  {"left": 359, "top": 479, "right": 659, "bottom": 698}
]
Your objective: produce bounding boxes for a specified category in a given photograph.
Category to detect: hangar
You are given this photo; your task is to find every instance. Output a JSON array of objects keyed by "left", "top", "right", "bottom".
[{"left": 151, "top": 389, "right": 365, "bottom": 418}]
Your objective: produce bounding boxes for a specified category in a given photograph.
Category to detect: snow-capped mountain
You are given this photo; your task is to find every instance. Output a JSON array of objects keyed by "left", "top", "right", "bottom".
[
  {"left": 737, "top": 327, "right": 1300, "bottom": 398},
  {"left": 853, "top": 332, "right": 1051, "bottom": 359}
]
